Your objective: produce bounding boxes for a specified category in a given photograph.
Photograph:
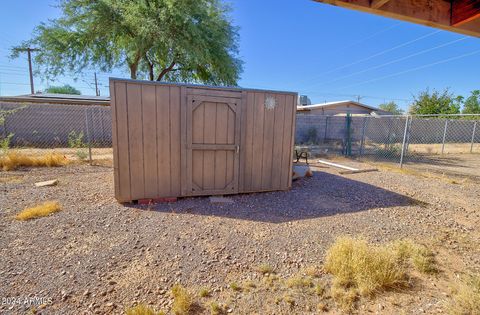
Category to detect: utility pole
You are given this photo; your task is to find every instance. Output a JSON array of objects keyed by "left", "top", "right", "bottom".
[
  {"left": 94, "top": 72, "right": 99, "bottom": 96},
  {"left": 14, "top": 47, "right": 40, "bottom": 94}
]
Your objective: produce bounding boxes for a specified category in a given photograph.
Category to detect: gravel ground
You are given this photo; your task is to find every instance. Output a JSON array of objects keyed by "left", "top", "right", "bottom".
[{"left": 0, "top": 159, "right": 479, "bottom": 314}]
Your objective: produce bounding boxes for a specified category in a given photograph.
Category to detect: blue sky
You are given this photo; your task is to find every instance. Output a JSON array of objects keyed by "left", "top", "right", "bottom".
[{"left": 0, "top": 0, "right": 479, "bottom": 111}]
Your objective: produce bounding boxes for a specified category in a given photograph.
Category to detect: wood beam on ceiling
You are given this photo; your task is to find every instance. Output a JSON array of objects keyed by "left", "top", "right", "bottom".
[
  {"left": 452, "top": 0, "right": 480, "bottom": 26},
  {"left": 313, "top": 0, "right": 480, "bottom": 37},
  {"left": 370, "top": 0, "right": 391, "bottom": 9}
]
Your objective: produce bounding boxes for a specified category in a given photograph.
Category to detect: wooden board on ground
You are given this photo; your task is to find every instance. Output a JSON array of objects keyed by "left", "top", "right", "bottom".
[{"left": 317, "top": 159, "right": 378, "bottom": 174}]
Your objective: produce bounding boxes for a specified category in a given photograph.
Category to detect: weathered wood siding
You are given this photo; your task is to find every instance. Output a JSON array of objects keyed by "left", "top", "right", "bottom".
[
  {"left": 110, "top": 80, "right": 182, "bottom": 202},
  {"left": 240, "top": 91, "right": 296, "bottom": 193},
  {"left": 111, "top": 79, "right": 297, "bottom": 202}
]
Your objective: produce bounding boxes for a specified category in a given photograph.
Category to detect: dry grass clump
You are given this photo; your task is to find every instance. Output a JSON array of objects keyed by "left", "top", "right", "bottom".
[
  {"left": 391, "top": 239, "right": 437, "bottom": 274},
  {"left": 198, "top": 288, "right": 210, "bottom": 298},
  {"left": 229, "top": 282, "right": 242, "bottom": 292},
  {"left": 303, "top": 266, "right": 322, "bottom": 278},
  {"left": 325, "top": 237, "right": 409, "bottom": 297},
  {"left": 1, "top": 151, "right": 67, "bottom": 171},
  {"left": 15, "top": 201, "right": 62, "bottom": 221},
  {"left": 314, "top": 282, "right": 327, "bottom": 297},
  {"left": 283, "top": 294, "right": 295, "bottom": 306},
  {"left": 330, "top": 285, "right": 358, "bottom": 313},
  {"left": 126, "top": 304, "right": 165, "bottom": 315},
  {"left": 209, "top": 302, "right": 225, "bottom": 315},
  {"left": 262, "top": 274, "right": 279, "bottom": 288},
  {"left": 317, "top": 301, "right": 329, "bottom": 312},
  {"left": 449, "top": 274, "right": 480, "bottom": 315},
  {"left": 171, "top": 284, "right": 193, "bottom": 315},
  {"left": 286, "top": 276, "right": 314, "bottom": 289},
  {"left": 324, "top": 237, "right": 438, "bottom": 311},
  {"left": 256, "top": 264, "right": 275, "bottom": 275}
]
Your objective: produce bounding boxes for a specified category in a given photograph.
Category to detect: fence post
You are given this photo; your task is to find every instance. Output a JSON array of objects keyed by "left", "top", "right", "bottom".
[
  {"left": 471, "top": 121, "right": 477, "bottom": 153},
  {"left": 359, "top": 117, "right": 367, "bottom": 156},
  {"left": 344, "top": 113, "right": 352, "bottom": 156},
  {"left": 324, "top": 116, "right": 329, "bottom": 143},
  {"left": 0, "top": 104, "right": 7, "bottom": 138},
  {"left": 84, "top": 108, "right": 92, "bottom": 164},
  {"left": 399, "top": 116, "right": 410, "bottom": 168},
  {"left": 441, "top": 119, "right": 449, "bottom": 155}
]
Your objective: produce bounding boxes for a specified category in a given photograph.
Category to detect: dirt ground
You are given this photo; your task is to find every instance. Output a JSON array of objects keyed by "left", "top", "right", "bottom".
[
  {"left": 0, "top": 158, "right": 479, "bottom": 314},
  {"left": 402, "top": 153, "right": 480, "bottom": 180}
]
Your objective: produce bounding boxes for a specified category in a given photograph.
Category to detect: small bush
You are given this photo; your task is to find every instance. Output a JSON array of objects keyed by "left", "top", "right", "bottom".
[
  {"left": 325, "top": 237, "right": 439, "bottom": 311},
  {"left": 449, "top": 274, "right": 480, "bottom": 315},
  {"left": 283, "top": 294, "right": 295, "bottom": 306},
  {"left": 199, "top": 288, "right": 210, "bottom": 298},
  {"left": 229, "top": 282, "right": 242, "bottom": 292},
  {"left": 330, "top": 284, "right": 358, "bottom": 312},
  {"left": 256, "top": 264, "right": 274, "bottom": 275},
  {"left": 75, "top": 149, "right": 89, "bottom": 161},
  {"left": 0, "top": 133, "right": 14, "bottom": 154},
  {"left": 171, "top": 284, "right": 193, "bottom": 315},
  {"left": 67, "top": 131, "right": 89, "bottom": 160},
  {"left": 15, "top": 201, "right": 62, "bottom": 221},
  {"left": 210, "top": 302, "right": 224, "bottom": 315},
  {"left": 391, "top": 240, "right": 437, "bottom": 274},
  {"left": 126, "top": 304, "right": 165, "bottom": 315},
  {"left": 317, "top": 302, "right": 328, "bottom": 312},
  {"left": 0, "top": 151, "right": 67, "bottom": 171},
  {"left": 314, "top": 282, "right": 326, "bottom": 296},
  {"left": 303, "top": 266, "right": 322, "bottom": 278},
  {"left": 67, "top": 131, "right": 86, "bottom": 148},
  {"left": 262, "top": 274, "right": 279, "bottom": 287},
  {"left": 305, "top": 127, "right": 318, "bottom": 145},
  {"left": 324, "top": 237, "right": 408, "bottom": 297},
  {"left": 286, "top": 276, "right": 313, "bottom": 289}
]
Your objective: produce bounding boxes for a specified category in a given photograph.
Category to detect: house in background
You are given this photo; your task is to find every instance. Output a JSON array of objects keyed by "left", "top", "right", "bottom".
[{"left": 297, "top": 100, "right": 391, "bottom": 116}]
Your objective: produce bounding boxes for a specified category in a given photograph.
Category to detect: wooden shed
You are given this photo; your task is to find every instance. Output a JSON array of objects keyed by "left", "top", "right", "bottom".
[{"left": 110, "top": 79, "right": 297, "bottom": 203}]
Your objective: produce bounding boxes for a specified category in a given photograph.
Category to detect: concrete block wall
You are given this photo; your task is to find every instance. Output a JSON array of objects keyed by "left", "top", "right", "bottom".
[{"left": 0, "top": 102, "right": 112, "bottom": 147}]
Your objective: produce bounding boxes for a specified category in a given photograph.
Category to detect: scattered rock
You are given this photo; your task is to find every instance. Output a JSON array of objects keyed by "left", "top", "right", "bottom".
[
  {"left": 34, "top": 179, "right": 59, "bottom": 187},
  {"left": 209, "top": 196, "right": 234, "bottom": 204}
]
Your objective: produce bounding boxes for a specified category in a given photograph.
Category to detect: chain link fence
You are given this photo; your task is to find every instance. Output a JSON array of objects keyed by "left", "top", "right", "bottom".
[
  {"left": 1, "top": 102, "right": 479, "bottom": 178},
  {"left": 0, "top": 103, "right": 112, "bottom": 163},
  {"left": 295, "top": 113, "right": 480, "bottom": 178}
]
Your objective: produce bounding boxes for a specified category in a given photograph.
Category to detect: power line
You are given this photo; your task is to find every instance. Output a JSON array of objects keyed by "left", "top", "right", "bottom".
[
  {"left": 296, "top": 30, "right": 441, "bottom": 86},
  {"left": 318, "top": 22, "right": 402, "bottom": 57},
  {"left": 302, "top": 36, "right": 468, "bottom": 89},
  {"left": 304, "top": 92, "right": 413, "bottom": 102},
  {"left": 333, "top": 49, "right": 480, "bottom": 91},
  {"left": 0, "top": 82, "right": 31, "bottom": 86},
  {"left": 0, "top": 71, "right": 29, "bottom": 76}
]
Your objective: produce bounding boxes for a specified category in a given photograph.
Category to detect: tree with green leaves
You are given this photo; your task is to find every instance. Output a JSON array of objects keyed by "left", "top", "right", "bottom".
[
  {"left": 45, "top": 84, "right": 81, "bottom": 95},
  {"left": 462, "top": 90, "right": 480, "bottom": 114},
  {"left": 409, "top": 88, "right": 461, "bottom": 115},
  {"left": 378, "top": 101, "right": 404, "bottom": 115},
  {"left": 12, "top": 0, "right": 242, "bottom": 85}
]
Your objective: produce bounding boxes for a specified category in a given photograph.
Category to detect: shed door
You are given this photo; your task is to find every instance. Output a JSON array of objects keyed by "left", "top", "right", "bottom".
[{"left": 186, "top": 95, "right": 241, "bottom": 195}]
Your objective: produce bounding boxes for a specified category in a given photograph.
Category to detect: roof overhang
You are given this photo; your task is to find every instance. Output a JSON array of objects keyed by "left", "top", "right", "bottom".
[
  {"left": 297, "top": 100, "right": 383, "bottom": 111},
  {"left": 313, "top": 0, "right": 480, "bottom": 38},
  {"left": 0, "top": 94, "right": 110, "bottom": 106}
]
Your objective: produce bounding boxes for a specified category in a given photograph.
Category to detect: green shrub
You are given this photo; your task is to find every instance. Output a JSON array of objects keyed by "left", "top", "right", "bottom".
[
  {"left": 68, "top": 131, "right": 86, "bottom": 148},
  {"left": 305, "top": 127, "right": 318, "bottom": 145},
  {"left": 0, "top": 133, "right": 14, "bottom": 154}
]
